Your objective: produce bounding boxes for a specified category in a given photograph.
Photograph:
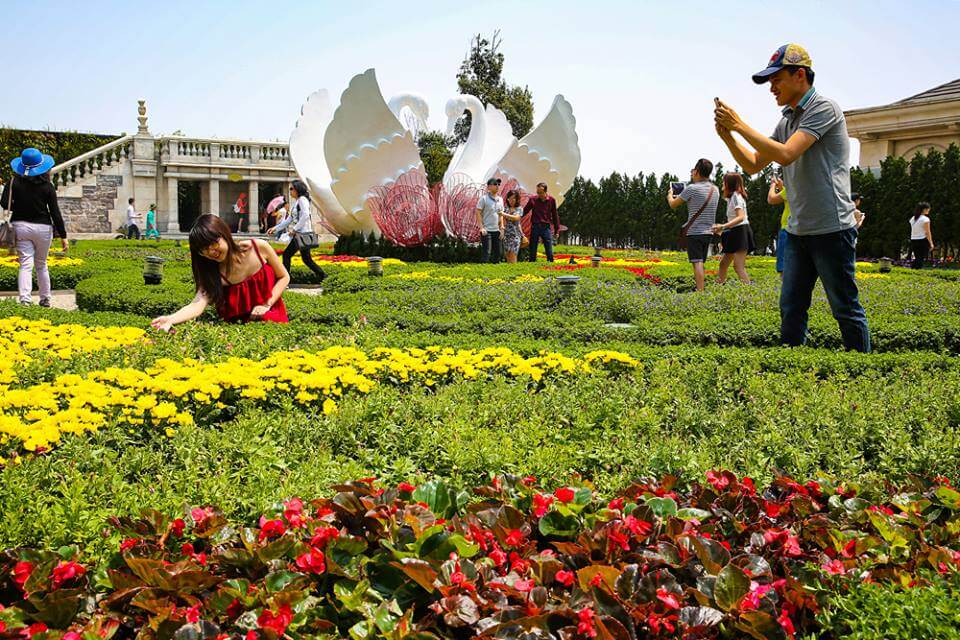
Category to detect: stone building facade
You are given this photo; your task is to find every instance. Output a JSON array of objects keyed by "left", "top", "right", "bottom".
[
  {"left": 51, "top": 102, "right": 301, "bottom": 235},
  {"left": 845, "top": 78, "right": 960, "bottom": 169}
]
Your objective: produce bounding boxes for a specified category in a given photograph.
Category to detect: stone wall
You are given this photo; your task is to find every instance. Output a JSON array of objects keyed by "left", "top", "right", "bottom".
[{"left": 57, "top": 174, "right": 122, "bottom": 234}]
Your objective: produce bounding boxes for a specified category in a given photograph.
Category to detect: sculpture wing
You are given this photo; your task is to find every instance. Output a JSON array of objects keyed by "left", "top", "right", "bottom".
[
  {"left": 491, "top": 95, "right": 581, "bottom": 206},
  {"left": 324, "top": 69, "right": 424, "bottom": 234},
  {"left": 288, "top": 89, "right": 360, "bottom": 235},
  {"left": 443, "top": 101, "right": 515, "bottom": 189}
]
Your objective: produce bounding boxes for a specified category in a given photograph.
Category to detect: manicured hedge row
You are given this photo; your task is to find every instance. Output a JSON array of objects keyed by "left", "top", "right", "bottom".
[{"left": 71, "top": 265, "right": 960, "bottom": 352}]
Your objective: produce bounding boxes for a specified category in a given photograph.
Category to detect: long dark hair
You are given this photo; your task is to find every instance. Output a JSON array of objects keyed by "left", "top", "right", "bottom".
[
  {"left": 188, "top": 214, "right": 246, "bottom": 307},
  {"left": 913, "top": 202, "right": 931, "bottom": 222},
  {"left": 505, "top": 189, "right": 521, "bottom": 208},
  {"left": 291, "top": 179, "right": 309, "bottom": 199},
  {"left": 723, "top": 173, "right": 747, "bottom": 199}
]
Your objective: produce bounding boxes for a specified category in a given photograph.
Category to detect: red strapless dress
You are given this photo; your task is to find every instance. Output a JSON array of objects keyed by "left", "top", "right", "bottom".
[{"left": 217, "top": 242, "right": 288, "bottom": 324}]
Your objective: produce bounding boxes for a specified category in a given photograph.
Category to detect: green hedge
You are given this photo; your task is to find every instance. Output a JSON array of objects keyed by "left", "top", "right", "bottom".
[
  {"left": 0, "top": 128, "right": 119, "bottom": 183},
  {"left": 2, "top": 327, "right": 960, "bottom": 556},
  {"left": 67, "top": 258, "right": 960, "bottom": 352},
  {"left": 816, "top": 572, "right": 960, "bottom": 639}
]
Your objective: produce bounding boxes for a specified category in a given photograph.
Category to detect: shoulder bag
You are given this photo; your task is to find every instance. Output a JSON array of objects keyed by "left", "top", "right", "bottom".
[
  {"left": 291, "top": 200, "right": 319, "bottom": 249},
  {"left": 0, "top": 177, "right": 16, "bottom": 251},
  {"left": 677, "top": 184, "right": 715, "bottom": 249}
]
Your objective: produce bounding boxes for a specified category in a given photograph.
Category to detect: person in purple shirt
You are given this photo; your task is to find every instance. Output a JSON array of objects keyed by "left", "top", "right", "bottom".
[{"left": 523, "top": 182, "right": 560, "bottom": 262}]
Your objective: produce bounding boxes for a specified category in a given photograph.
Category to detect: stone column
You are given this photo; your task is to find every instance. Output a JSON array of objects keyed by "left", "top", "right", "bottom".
[
  {"left": 248, "top": 180, "right": 259, "bottom": 234},
  {"left": 209, "top": 179, "right": 220, "bottom": 217},
  {"left": 166, "top": 177, "right": 179, "bottom": 233}
]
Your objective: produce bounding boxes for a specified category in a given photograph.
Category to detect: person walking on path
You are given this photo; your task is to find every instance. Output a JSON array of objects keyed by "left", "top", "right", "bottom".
[
  {"left": 126, "top": 198, "right": 142, "bottom": 239},
  {"left": 667, "top": 158, "right": 719, "bottom": 292},
  {"left": 1, "top": 148, "right": 69, "bottom": 307},
  {"left": 714, "top": 43, "right": 870, "bottom": 352},
  {"left": 712, "top": 172, "right": 754, "bottom": 284},
  {"left": 267, "top": 180, "right": 326, "bottom": 282},
  {"left": 501, "top": 189, "right": 524, "bottom": 263},
  {"left": 524, "top": 182, "right": 560, "bottom": 263},
  {"left": 144, "top": 204, "right": 161, "bottom": 240},
  {"left": 768, "top": 175, "right": 790, "bottom": 278},
  {"left": 910, "top": 202, "right": 934, "bottom": 269},
  {"left": 476, "top": 178, "right": 504, "bottom": 263},
  {"left": 151, "top": 215, "right": 289, "bottom": 331}
]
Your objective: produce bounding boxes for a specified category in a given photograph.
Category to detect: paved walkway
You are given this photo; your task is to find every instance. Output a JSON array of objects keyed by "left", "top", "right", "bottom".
[
  {"left": 0, "top": 284, "right": 319, "bottom": 313},
  {"left": 0, "top": 290, "right": 78, "bottom": 311}
]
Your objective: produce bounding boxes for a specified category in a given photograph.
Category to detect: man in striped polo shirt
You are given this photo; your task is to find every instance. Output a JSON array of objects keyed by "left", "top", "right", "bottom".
[{"left": 668, "top": 157, "right": 720, "bottom": 292}]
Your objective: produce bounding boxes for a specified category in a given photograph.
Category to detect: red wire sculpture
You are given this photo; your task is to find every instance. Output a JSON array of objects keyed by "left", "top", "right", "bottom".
[
  {"left": 362, "top": 170, "right": 564, "bottom": 247},
  {"left": 366, "top": 169, "right": 443, "bottom": 247},
  {"left": 436, "top": 173, "right": 484, "bottom": 243}
]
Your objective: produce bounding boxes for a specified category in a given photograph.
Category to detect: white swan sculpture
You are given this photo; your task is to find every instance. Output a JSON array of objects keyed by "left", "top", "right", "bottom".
[
  {"left": 442, "top": 95, "right": 514, "bottom": 191},
  {"left": 489, "top": 95, "right": 581, "bottom": 208},
  {"left": 288, "top": 69, "right": 580, "bottom": 245},
  {"left": 437, "top": 94, "right": 581, "bottom": 240}
]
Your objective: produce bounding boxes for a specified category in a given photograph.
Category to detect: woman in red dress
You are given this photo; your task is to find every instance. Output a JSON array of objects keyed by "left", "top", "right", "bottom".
[{"left": 151, "top": 215, "right": 289, "bottom": 332}]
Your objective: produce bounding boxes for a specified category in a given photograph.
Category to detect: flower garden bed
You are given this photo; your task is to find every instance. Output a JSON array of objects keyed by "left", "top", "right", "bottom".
[
  {"left": 3, "top": 240, "right": 960, "bottom": 638},
  {"left": 1, "top": 473, "right": 959, "bottom": 639}
]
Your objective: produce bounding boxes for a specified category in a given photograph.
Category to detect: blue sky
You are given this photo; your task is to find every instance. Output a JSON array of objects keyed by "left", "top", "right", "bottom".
[{"left": 3, "top": 0, "right": 959, "bottom": 178}]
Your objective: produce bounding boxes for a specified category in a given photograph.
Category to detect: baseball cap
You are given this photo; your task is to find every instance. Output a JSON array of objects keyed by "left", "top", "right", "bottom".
[
  {"left": 486, "top": 178, "right": 502, "bottom": 186},
  {"left": 752, "top": 44, "right": 813, "bottom": 84}
]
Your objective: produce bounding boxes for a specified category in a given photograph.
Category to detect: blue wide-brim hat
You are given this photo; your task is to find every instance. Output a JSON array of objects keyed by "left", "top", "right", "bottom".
[{"left": 11, "top": 147, "right": 56, "bottom": 176}]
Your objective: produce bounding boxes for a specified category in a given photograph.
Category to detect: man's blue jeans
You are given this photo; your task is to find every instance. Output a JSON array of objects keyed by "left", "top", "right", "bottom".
[
  {"left": 480, "top": 230, "right": 501, "bottom": 263},
  {"left": 528, "top": 223, "right": 554, "bottom": 262},
  {"left": 780, "top": 227, "right": 870, "bottom": 352}
]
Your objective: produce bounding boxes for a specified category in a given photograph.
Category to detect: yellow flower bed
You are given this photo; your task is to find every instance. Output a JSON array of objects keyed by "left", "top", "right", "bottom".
[
  {"left": 0, "top": 343, "right": 638, "bottom": 459},
  {"left": 387, "top": 271, "right": 546, "bottom": 285},
  {"left": 288, "top": 256, "right": 406, "bottom": 268},
  {"left": 0, "top": 255, "right": 84, "bottom": 267},
  {"left": 0, "top": 318, "right": 145, "bottom": 392}
]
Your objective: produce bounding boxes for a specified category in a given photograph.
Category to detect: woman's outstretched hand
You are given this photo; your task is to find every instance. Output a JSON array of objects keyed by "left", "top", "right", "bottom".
[
  {"left": 249, "top": 305, "right": 270, "bottom": 320},
  {"left": 151, "top": 316, "right": 174, "bottom": 333}
]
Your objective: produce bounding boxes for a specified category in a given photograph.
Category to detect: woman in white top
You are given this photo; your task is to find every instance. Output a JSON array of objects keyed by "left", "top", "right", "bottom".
[
  {"left": 712, "top": 173, "right": 754, "bottom": 284},
  {"left": 268, "top": 180, "right": 326, "bottom": 282},
  {"left": 910, "top": 202, "right": 934, "bottom": 270}
]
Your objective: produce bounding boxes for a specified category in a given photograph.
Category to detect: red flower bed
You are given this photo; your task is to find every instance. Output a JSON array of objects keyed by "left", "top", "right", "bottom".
[
  {"left": 623, "top": 266, "right": 662, "bottom": 284},
  {"left": 544, "top": 264, "right": 590, "bottom": 271},
  {"left": 1, "top": 472, "right": 958, "bottom": 639}
]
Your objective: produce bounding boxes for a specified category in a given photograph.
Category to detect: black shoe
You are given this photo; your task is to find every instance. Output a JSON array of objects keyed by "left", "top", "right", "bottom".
[{"left": 39, "top": 298, "right": 52, "bottom": 308}]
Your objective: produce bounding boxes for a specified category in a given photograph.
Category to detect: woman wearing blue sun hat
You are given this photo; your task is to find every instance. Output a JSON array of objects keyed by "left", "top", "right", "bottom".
[{"left": 1, "top": 148, "right": 69, "bottom": 306}]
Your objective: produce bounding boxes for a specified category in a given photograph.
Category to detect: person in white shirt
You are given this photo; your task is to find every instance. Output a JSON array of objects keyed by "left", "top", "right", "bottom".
[
  {"left": 711, "top": 173, "right": 754, "bottom": 284},
  {"left": 910, "top": 202, "right": 934, "bottom": 270},
  {"left": 125, "top": 198, "right": 142, "bottom": 240},
  {"left": 268, "top": 180, "right": 325, "bottom": 281},
  {"left": 475, "top": 178, "right": 504, "bottom": 263}
]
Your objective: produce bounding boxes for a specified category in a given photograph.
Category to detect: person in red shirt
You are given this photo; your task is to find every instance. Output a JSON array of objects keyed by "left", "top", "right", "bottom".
[
  {"left": 151, "top": 215, "right": 289, "bottom": 331},
  {"left": 523, "top": 182, "right": 560, "bottom": 262}
]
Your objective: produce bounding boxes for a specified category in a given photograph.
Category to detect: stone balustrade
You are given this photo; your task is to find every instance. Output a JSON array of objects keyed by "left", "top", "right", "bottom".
[
  {"left": 163, "top": 137, "right": 291, "bottom": 168},
  {"left": 51, "top": 135, "right": 133, "bottom": 188},
  {"left": 176, "top": 140, "right": 210, "bottom": 159}
]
